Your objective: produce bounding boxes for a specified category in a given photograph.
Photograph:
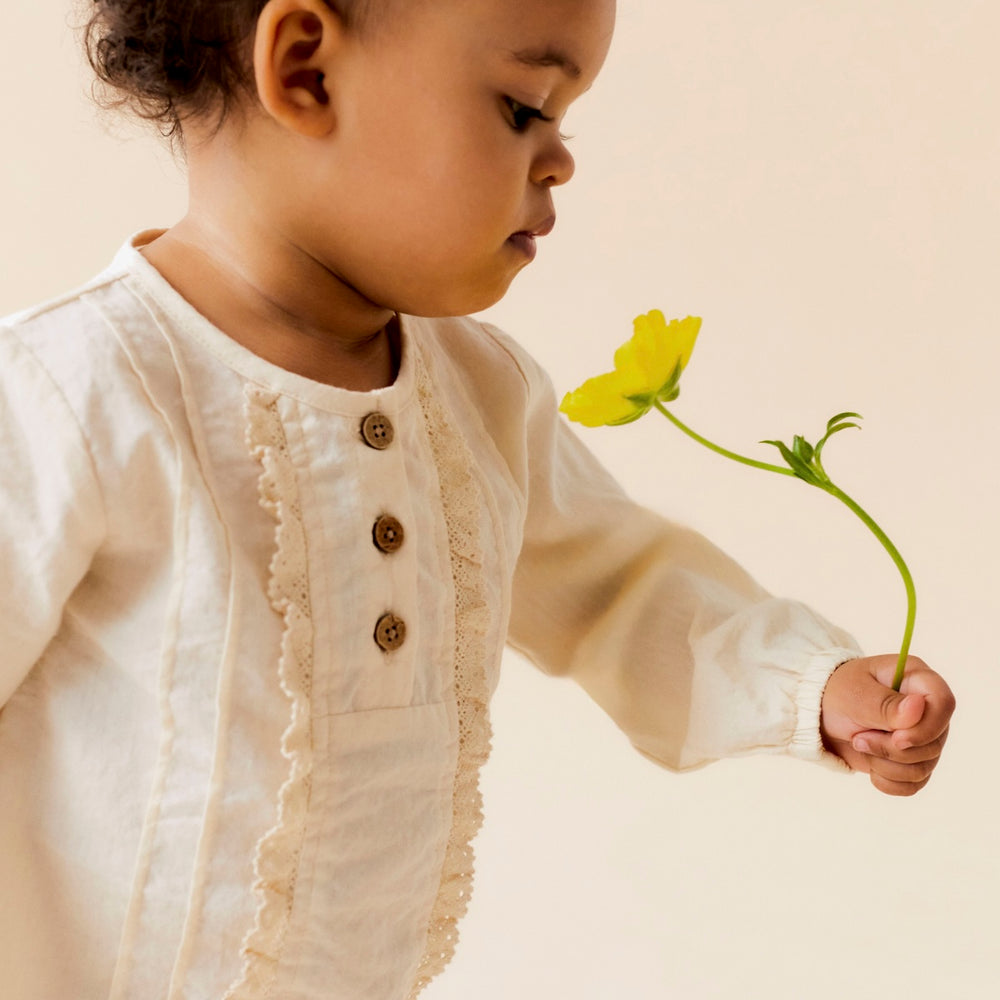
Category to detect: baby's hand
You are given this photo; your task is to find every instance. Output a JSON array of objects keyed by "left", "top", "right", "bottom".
[{"left": 820, "top": 655, "right": 955, "bottom": 796}]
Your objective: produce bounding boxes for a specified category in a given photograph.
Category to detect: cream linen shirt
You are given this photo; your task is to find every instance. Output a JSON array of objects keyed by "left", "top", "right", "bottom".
[{"left": 0, "top": 232, "right": 860, "bottom": 1000}]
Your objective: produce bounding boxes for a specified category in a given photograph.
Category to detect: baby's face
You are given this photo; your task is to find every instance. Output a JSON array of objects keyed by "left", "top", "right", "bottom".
[{"left": 294, "top": 0, "right": 616, "bottom": 317}]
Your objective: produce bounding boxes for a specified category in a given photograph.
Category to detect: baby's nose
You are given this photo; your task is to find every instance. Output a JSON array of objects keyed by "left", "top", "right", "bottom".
[{"left": 531, "top": 138, "right": 576, "bottom": 188}]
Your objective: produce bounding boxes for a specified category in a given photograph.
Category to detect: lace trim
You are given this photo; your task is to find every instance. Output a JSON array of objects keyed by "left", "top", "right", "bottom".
[
  {"left": 226, "top": 387, "right": 316, "bottom": 999},
  {"left": 408, "top": 352, "right": 495, "bottom": 998}
]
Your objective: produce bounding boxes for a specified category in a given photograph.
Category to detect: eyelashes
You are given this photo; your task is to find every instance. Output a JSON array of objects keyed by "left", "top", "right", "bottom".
[
  {"left": 504, "top": 96, "right": 553, "bottom": 130},
  {"left": 503, "top": 96, "right": 572, "bottom": 142}
]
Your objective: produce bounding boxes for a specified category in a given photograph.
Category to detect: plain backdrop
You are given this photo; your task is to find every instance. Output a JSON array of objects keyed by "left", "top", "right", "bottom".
[{"left": 2, "top": 2, "right": 997, "bottom": 998}]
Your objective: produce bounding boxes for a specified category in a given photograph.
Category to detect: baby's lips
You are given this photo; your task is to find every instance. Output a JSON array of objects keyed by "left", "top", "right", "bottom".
[{"left": 516, "top": 214, "right": 557, "bottom": 239}]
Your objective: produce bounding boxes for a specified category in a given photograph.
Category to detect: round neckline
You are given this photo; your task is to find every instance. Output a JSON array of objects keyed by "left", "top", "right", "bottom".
[{"left": 115, "top": 229, "right": 418, "bottom": 417}]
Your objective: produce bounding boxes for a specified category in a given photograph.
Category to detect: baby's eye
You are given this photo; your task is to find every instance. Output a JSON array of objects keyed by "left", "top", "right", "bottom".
[{"left": 503, "top": 96, "right": 553, "bottom": 132}]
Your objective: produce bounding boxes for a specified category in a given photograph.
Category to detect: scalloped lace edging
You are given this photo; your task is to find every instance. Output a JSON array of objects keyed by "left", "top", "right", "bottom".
[
  {"left": 408, "top": 353, "right": 494, "bottom": 999},
  {"left": 226, "top": 387, "right": 315, "bottom": 999}
]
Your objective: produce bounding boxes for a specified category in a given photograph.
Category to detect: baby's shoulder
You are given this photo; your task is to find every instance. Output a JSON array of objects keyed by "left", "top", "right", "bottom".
[
  {"left": 0, "top": 272, "right": 175, "bottom": 467},
  {"left": 1, "top": 269, "right": 151, "bottom": 399}
]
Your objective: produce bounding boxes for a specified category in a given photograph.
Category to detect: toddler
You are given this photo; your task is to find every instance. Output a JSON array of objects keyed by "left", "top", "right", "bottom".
[{"left": 0, "top": 1, "right": 954, "bottom": 998}]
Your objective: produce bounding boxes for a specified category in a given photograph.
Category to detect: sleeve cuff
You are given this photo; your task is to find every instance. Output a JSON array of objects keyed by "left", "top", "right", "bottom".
[{"left": 788, "top": 649, "right": 860, "bottom": 773}]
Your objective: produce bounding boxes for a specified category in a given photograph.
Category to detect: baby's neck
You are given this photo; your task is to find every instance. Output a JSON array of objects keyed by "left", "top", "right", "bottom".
[{"left": 141, "top": 220, "right": 399, "bottom": 392}]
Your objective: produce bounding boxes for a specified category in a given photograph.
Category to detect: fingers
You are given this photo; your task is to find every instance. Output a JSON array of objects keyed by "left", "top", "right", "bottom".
[
  {"left": 852, "top": 726, "right": 949, "bottom": 763},
  {"left": 893, "top": 661, "right": 957, "bottom": 750},
  {"left": 824, "top": 654, "right": 955, "bottom": 746},
  {"left": 852, "top": 657, "right": 928, "bottom": 731},
  {"left": 868, "top": 770, "right": 933, "bottom": 797},
  {"left": 821, "top": 656, "right": 926, "bottom": 737},
  {"left": 851, "top": 725, "right": 950, "bottom": 797},
  {"left": 819, "top": 653, "right": 956, "bottom": 797}
]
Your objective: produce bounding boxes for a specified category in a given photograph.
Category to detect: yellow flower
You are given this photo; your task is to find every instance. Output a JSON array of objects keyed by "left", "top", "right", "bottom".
[{"left": 559, "top": 311, "right": 702, "bottom": 426}]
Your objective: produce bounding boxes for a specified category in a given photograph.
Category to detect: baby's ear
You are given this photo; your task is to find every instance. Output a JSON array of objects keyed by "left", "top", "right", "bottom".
[{"left": 253, "top": 0, "right": 344, "bottom": 136}]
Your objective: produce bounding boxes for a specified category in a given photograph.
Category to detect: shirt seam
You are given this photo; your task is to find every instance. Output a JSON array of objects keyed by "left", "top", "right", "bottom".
[{"left": 0, "top": 324, "right": 110, "bottom": 539}]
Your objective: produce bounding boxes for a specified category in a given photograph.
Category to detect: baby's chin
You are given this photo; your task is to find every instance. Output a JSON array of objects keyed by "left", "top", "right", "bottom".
[{"left": 372, "top": 268, "right": 524, "bottom": 320}]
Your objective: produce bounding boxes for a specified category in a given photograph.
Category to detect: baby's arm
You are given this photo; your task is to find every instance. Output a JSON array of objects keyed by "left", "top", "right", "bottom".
[
  {"left": 820, "top": 654, "right": 955, "bottom": 796},
  {"left": 0, "top": 328, "right": 106, "bottom": 707},
  {"left": 492, "top": 329, "right": 861, "bottom": 772}
]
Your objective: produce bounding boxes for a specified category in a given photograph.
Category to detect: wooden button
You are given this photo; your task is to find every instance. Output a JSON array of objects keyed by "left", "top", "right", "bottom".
[
  {"left": 373, "top": 515, "right": 405, "bottom": 554},
  {"left": 374, "top": 613, "right": 407, "bottom": 652},
  {"left": 360, "top": 412, "right": 394, "bottom": 450}
]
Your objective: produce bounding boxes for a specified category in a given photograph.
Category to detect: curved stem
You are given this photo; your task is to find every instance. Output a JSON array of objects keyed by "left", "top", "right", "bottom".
[
  {"left": 654, "top": 401, "right": 915, "bottom": 691},
  {"left": 653, "top": 401, "right": 795, "bottom": 478},
  {"left": 817, "top": 484, "right": 916, "bottom": 691}
]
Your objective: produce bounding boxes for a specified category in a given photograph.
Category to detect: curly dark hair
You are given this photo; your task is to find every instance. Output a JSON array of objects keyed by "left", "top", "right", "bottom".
[{"left": 83, "top": 0, "right": 379, "bottom": 138}]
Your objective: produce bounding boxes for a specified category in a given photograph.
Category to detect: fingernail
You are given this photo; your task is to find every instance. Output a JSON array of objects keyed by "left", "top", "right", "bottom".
[{"left": 853, "top": 737, "right": 871, "bottom": 754}]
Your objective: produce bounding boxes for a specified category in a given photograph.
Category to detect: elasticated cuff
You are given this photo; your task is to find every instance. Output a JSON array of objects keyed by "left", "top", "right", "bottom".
[{"left": 788, "top": 649, "right": 860, "bottom": 773}]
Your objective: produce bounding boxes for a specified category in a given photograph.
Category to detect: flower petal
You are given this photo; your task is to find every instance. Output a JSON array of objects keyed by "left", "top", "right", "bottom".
[
  {"left": 643, "top": 311, "right": 701, "bottom": 379},
  {"left": 671, "top": 315, "right": 701, "bottom": 371},
  {"left": 613, "top": 312, "right": 702, "bottom": 394},
  {"left": 612, "top": 317, "right": 660, "bottom": 393},
  {"left": 560, "top": 312, "right": 703, "bottom": 428},
  {"left": 559, "top": 370, "right": 643, "bottom": 427}
]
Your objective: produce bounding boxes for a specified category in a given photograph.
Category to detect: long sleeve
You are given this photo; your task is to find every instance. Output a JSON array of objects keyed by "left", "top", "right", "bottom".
[
  {"left": 502, "top": 337, "right": 860, "bottom": 772},
  {"left": 0, "top": 327, "right": 106, "bottom": 708}
]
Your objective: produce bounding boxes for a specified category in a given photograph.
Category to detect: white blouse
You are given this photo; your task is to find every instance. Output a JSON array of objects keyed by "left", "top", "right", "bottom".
[{"left": 0, "top": 232, "right": 859, "bottom": 1000}]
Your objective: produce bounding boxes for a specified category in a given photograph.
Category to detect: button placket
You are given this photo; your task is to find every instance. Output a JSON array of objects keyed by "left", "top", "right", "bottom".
[{"left": 360, "top": 410, "right": 407, "bottom": 653}]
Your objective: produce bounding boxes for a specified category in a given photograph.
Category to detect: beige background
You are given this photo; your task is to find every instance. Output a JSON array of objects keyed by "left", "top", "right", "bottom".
[{"left": 2, "top": 1, "right": 997, "bottom": 997}]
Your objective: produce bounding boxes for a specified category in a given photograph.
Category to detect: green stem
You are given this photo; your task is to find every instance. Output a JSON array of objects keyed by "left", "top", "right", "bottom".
[
  {"left": 654, "top": 401, "right": 915, "bottom": 691},
  {"left": 817, "top": 484, "right": 916, "bottom": 691},
  {"left": 652, "top": 401, "right": 795, "bottom": 477}
]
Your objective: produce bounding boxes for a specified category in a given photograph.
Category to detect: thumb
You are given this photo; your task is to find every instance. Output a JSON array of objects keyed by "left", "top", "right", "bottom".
[{"left": 854, "top": 672, "right": 926, "bottom": 732}]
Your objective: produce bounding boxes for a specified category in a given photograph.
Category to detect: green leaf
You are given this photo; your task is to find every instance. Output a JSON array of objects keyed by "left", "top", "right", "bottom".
[
  {"left": 826, "top": 421, "right": 862, "bottom": 436},
  {"left": 607, "top": 409, "right": 649, "bottom": 426},
  {"left": 815, "top": 414, "right": 863, "bottom": 460},
  {"left": 656, "top": 361, "right": 684, "bottom": 403},
  {"left": 827, "top": 411, "right": 863, "bottom": 430},
  {"left": 792, "top": 435, "right": 814, "bottom": 464},
  {"left": 762, "top": 439, "right": 815, "bottom": 482},
  {"left": 625, "top": 393, "right": 655, "bottom": 407}
]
